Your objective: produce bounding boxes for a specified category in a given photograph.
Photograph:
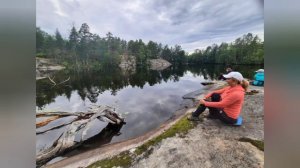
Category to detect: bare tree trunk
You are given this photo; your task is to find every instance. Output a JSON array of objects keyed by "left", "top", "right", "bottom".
[{"left": 36, "top": 105, "right": 125, "bottom": 167}]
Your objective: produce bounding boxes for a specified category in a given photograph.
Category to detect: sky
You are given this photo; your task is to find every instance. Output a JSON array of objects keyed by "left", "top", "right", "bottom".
[{"left": 36, "top": 0, "right": 264, "bottom": 53}]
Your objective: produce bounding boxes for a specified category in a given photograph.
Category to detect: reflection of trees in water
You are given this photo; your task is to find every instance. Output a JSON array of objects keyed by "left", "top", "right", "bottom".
[{"left": 36, "top": 65, "right": 262, "bottom": 109}]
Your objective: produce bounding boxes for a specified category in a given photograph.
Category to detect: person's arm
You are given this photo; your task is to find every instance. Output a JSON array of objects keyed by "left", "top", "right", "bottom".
[
  {"left": 204, "top": 86, "right": 228, "bottom": 99},
  {"left": 204, "top": 92, "right": 241, "bottom": 109}
]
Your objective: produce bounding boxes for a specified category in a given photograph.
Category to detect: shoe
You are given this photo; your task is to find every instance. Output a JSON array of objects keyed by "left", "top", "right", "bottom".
[{"left": 187, "top": 115, "right": 200, "bottom": 121}]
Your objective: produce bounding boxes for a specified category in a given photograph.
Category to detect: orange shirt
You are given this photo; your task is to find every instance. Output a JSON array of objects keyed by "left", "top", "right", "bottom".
[{"left": 204, "top": 85, "right": 245, "bottom": 119}]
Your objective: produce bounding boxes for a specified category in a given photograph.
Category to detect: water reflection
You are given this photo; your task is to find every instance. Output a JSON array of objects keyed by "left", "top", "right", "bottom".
[
  {"left": 67, "top": 123, "right": 123, "bottom": 156},
  {"left": 36, "top": 64, "right": 262, "bottom": 162},
  {"left": 36, "top": 64, "right": 262, "bottom": 110}
]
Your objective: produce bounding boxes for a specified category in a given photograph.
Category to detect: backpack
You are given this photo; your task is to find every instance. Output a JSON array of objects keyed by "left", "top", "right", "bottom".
[{"left": 252, "top": 80, "right": 264, "bottom": 86}]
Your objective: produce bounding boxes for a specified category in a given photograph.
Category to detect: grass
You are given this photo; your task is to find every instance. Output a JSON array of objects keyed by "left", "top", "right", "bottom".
[
  {"left": 87, "top": 115, "right": 197, "bottom": 168},
  {"left": 134, "top": 115, "right": 197, "bottom": 155},
  {"left": 87, "top": 151, "right": 132, "bottom": 168},
  {"left": 239, "top": 137, "right": 264, "bottom": 151}
]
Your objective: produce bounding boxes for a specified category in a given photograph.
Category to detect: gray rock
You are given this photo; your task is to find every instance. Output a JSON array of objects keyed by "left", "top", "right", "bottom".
[
  {"left": 149, "top": 59, "right": 172, "bottom": 71},
  {"left": 131, "top": 85, "right": 264, "bottom": 168}
]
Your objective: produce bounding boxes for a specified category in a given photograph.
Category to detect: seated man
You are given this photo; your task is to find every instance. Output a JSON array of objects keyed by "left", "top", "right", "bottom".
[
  {"left": 218, "top": 66, "right": 233, "bottom": 80},
  {"left": 251, "top": 69, "right": 264, "bottom": 86},
  {"left": 188, "top": 72, "right": 248, "bottom": 125}
]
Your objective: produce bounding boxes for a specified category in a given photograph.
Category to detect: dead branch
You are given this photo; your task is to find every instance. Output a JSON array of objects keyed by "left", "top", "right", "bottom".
[
  {"left": 57, "top": 76, "right": 70, "bottom": 86},
  {"left": 48, "top": 76, "right": 56, "bottom": 86},
  {"left": 47, "top": 76, "right": 70, "bottom": 87},
  {"left": 36, "top": 117, "right": 78, "bottom": 134},
  {"left": 36, "top": 105, "right": 125, "bottom": 167},
  {"left": 36, "top": 111, "right": 90, "bottom": 118},
  {"left": 36, "top": 116, "right": 60, "bottom": 128}
]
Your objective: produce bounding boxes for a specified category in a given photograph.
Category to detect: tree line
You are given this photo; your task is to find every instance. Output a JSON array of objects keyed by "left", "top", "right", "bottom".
[
  {"left": 188, "top": 33, "right": 264, "bottom": 65},
  {"left": 36, "top": 23, "right": 263, "bottom": 68},
  {"left": 36, "top": 23, "right": 186, "bottom": 68}
]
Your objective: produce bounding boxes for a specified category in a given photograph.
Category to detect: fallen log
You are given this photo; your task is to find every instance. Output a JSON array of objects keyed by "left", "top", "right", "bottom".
[
  {"left": 36, "top": 111, "right": 88, "bottom": 118},
  {"left": 200, "top": 82, "right": 215, "bottom": 86},
  {"left": 36, "top": 105, "right": 125, "bottom": 167},
  {"left": 36, "top": 116, "right": 78, "bottom": 134},
  {"left": 36, "top": 116, "right": 60, "bottom": 128}
]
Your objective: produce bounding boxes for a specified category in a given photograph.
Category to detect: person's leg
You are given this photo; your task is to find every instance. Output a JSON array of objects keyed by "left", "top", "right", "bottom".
[
  {"left": 192, "top": 93, "right": 221, "bottom": 118},
  {"left": 191, "top": 104, "right": 206, "bottom": 117},
  {"left": 217, "top": 111, "right": 237, "bottom": 124},
  {"left": 208, "top": 93, "right": 221, "bottom": 118},
  {"left": 207, "top": 108, "right": 220, "bottom": 118}
]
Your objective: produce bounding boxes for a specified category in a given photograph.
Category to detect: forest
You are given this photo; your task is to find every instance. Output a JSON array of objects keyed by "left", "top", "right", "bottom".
[{"left": 36, "top": 23, "right": 264, "bottom": 68}]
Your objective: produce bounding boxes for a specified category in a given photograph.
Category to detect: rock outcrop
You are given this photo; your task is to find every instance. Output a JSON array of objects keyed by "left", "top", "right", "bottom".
[
  {"left": 119, "top": 55, "right": 136, "bottom": 74},
  {"left": 36, "top": 58, "right": 65, "bottom": 80},
  {"left": 132, "top": 84, "right": 264, "bottom": 168},
  {"left": 149, "top": 59, "right": 172, "bottom": 71}
]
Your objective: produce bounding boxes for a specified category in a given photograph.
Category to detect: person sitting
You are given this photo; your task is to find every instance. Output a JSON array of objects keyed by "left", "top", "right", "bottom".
[
  {"left": 188, "top": 72, "right": 249, "bottom": 125},
  {"left": 218, "top": 66, "right": 233, "bottom": 80},
  {"left": 251, "top": 69, "right": 264, "bottom": 86}
]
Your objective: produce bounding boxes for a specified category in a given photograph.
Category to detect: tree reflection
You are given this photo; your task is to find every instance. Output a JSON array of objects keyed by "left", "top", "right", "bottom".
[{"left": 36, "top": 64, "right": 262, "bottom": 109}]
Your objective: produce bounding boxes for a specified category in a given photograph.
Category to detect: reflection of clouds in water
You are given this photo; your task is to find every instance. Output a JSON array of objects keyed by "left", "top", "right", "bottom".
[
  {"left": 36, "top": 127, "right": 66, "bottom": 154},
  {"left": 37, "top": 71, "right": 208, "bottom": 144},
  {"left": 37, "top": 91, "right": 88, "bottom": 112},
  {"left": 71, "top": 101, "right": 82, "bottom": 112},
  {"left": 108, "top": 77, "right": 205, "bottom": 141}
]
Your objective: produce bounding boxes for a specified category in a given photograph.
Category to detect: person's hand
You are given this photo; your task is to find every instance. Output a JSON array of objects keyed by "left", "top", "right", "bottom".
[
  {"left": 204, "top": 97, "right": 211, "bottom": 101},
  {"left": 199, "top": 99, "right": 206, "bottom": 104}
]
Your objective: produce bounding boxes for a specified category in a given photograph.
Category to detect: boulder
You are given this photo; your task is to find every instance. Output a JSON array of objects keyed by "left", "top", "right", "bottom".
[{"left": 149, "top": 59, "right": 172, "bottom": 71}]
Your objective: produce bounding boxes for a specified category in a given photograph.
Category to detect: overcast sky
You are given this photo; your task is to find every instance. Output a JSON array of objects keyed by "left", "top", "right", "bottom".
[{"left": 37, "top": 0, "right": 264, "bottom": 53}]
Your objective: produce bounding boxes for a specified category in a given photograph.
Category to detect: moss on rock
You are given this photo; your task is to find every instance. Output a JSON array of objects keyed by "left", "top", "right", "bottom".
[
  {"left": 135, "top": 115, "right": 196, "bottom": 155},
  {"left": 87, "top": 151, "right": 132, "bottom": 168},
  {"left": 87, "top": 115, "right": 196, "bottom": 168},
  {"left": 239, "top": 137, "right": 264, "bottom": 151}
]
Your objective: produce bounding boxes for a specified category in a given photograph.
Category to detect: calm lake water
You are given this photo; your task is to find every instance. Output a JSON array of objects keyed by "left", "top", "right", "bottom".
[{"left": 36, "top": 64, "right": 262, "bottom": 163}]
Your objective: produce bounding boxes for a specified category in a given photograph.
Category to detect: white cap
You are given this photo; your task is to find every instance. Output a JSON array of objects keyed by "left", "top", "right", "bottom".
[
  {"left": 255, "top": 69, "right": 264, "bottom": 73},
  {"left": 223, "top": 72, "right": 244, "bottom": 82}
]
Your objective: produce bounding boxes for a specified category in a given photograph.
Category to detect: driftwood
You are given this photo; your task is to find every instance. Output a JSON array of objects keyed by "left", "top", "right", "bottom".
[
  {"left": 36, "top": 116, "right": 60, "bottom": 128},
  {"left": 200, "top": 82, "right": 215, "bottom": 86},
  {"left": 48, "top": 76, "right": 70, "bottom": 87},
  {"left": 36, "top": 105, "right": 125, "bottom": 167}
]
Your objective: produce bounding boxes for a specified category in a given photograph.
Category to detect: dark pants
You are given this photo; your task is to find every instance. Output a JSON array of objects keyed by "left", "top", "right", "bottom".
[{"left": 192, "top": 93, "right": 237, "bottom": 124}]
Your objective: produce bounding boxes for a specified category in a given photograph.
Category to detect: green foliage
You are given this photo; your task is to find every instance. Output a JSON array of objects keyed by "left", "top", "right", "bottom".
[
  {"left": 36, "top": 27, "right": 46, "bottom": 53},
  {"left": 36, "top": 52, "right": 46, "bottom": 58},
  {"left": 188, "top": 33, "right": 264, "bottom": 65},
  {"left": 36, "top": 23, "right": 188, "bottom": 67},
  {"left": 36, "top": 24, "right": 263, "bottom": 68}
]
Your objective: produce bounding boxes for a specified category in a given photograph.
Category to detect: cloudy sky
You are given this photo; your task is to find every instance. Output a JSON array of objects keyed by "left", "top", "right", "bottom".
[{"left": 37, "top": 0, "right": 264, "bottom": 53}]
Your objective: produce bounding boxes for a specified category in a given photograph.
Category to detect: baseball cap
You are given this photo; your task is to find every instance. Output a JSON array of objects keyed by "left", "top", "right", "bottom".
[{"left": 223, "top": 71, "right": 244, "bottom": 82}]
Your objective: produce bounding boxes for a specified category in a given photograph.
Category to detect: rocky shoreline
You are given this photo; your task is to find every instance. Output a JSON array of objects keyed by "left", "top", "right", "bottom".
[
  {"left": 45, "top": 82, "right": 264, "bottom": 168},
  {"left": 132, "top": 84, "right": 264, "bottom": 168}
]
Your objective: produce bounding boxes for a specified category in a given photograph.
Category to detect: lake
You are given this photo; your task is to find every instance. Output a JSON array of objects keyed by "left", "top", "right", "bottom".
[{"left": 36, "top": 64, "right": 262, "bottom": 164}]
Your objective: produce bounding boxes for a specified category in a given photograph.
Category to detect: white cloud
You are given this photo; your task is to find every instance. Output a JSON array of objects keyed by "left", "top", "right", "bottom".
[
  {"left": 50, "top": 0, "right": 69, "bottom": 18},
  {"left": 36, "top": 0, "right": 264, "bottom": 51}
]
